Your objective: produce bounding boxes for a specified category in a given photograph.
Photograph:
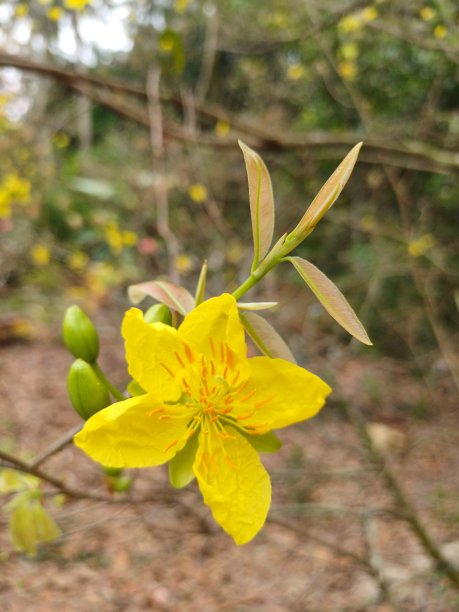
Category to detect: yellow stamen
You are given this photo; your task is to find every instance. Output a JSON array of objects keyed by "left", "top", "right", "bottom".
[{"left": 184, "top": 343, "right": 194, "bottom": 363}]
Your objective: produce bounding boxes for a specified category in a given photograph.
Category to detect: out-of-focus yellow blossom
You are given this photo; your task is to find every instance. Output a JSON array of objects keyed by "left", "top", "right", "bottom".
[
  {"left": 287, "top": 63, "right": 305, "bottom": 81},
  {"left": 122, "top": 230, "right": 139, "bottom": 247},
  {"left": 47, "top": 7, "right": 64, "bottom": 21},
  {"left": 340, "top": 42, "right": 359, "bottom": 60},
  {"left": 15, "top": 4, "right": 29, "bottom": 17},
  {"left": 39, "top": 0, "right": 53, "bottom": 5},
  {"left": 362, "top": 6, "right": 378, "bottom": 21},
  {"left": 160, "top": 34, "right": 175, "bottom": 52},
  {"left": 338, "top": 61, "right": 358, "bottom": 81},
  {"left": 215, "top": 120, "right": 231, "bottom": 138},
  {"left": 104, "top": 222, "right": 124, "bottom": 254},
  {"left": 52, "top": 132, "right": 70, "bottom": 148},
  {"left": 189, "top": 184, "right": 208, "bottom": 203},
  {"left": 408, "top": 234, "right": 435, "bottom": 257},
  {"left": 67, "top": 250, "right": 89, "bottom": 272},
  {"left": 174, "top": 0, "right": 189, "bottom": 13},
  {"left": 175, "top": 254, "right": 193, "bottom": 274},
  {"left": 338, "top": 15, "right": 363, "bottom": 34},
  {"left": 434, "top": 24, "right": 447, "bottom": 39},
  {"left": 0, "top": 173, "right": 31, "bottom": 218},
  {"left": 31, "top": 244, "right": 51, "bottom": 266},
  {"left": 64, "top": 0, "right": 92, "bottom": 10},
  {"left": 75, "top": 294, "right": 331, "bottom": 544},
  {"left": 226, "top": 241, "right": 245, "bottom": 264},
  {"left": 420, "top": 6, "right": 435, "bottom": 21}
]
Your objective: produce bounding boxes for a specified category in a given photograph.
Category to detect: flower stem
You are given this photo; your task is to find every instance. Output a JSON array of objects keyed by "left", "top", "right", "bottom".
[{"left": 92, "top": 362, "right": 125, "bottom": 401}]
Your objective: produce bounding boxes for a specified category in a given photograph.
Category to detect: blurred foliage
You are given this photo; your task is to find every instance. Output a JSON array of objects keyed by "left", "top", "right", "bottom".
[{"left": 0, "top": 0, "right": 458, "bottom": 387}]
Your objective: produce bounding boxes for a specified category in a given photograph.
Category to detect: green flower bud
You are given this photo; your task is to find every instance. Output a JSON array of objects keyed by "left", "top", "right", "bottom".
[
  {"left": 62, "top": 305, "right": 99, "bottom": 363},
  {"left": 67, "top": 359, "right": 110, "bottom": 420},
  {"left": 143, "top": 303, "right": 172, "bottom": 326}
]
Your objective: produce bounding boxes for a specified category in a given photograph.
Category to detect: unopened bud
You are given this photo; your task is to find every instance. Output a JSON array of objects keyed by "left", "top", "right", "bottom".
[
  {"left": 144, "top": 303, "right": 172, "bottom": 326},
  {"left": 67, "top": 359, "right": 110, "bottom": 420},
  {"left": 62, "top": 305, "right": 99, "bottom": 363}
]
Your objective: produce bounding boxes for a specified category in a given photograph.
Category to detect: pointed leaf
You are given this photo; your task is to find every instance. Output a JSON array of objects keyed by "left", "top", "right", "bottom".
[
  {"left": 287, "top": 256, "right": 372, "bottom": 345},
  {"left": 239, "top": 140, "right": 275, "bottom": 264},
  {"left": 194, "top": 260, "right": 208, "bottom": 305},
  {"left": 128, "top": 280, "right": 195, "bottom": 316},
  {"left": 237, "top": 301, "right": 279, "bottom": 311},
  {"left": 240, "top": 312, "right": 296, "bottom": 363},
  {"left": 293, "top": 142, "right": 362, "bottom": 236}
]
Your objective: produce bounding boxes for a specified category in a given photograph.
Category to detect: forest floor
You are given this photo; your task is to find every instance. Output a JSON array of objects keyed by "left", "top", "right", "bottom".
[{"left": 0, "top": 307, "right": 458, "bottom": 612}]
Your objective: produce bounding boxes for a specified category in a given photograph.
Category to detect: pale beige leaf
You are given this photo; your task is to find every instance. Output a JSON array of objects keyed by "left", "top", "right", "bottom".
[
  {"left": 237, "top": 301, "right": 279, "bottom": 311},
  {"left": 240, "top": 312, "right": 296, "bottom": 363},
  {"left": 239, "top": 140, "right": 275, "bottom": 264},
  {"left": 294, "top": 142, "right": 362, "bottom": 234},
  {"left": 288, "top": 256, "right": 372, "bottom": 345},
  {"left": 128, "top": 280, "right": 195, "bottom": 316}
]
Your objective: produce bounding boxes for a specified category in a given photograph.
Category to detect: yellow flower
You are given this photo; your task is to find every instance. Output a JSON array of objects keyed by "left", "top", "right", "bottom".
[
  {"left": 362, "top": 6, "right": 378, "bottom": 22},
  {"left": 407, "top": 233, "right": 435, "bottom": 257},
  {"left": 15, "top": 4, "right": 29, "bottom": 17},
  {"left": 64, "top": 0, "right": 92, "bottom": 10},
  {"left": 174, "top": 0, "right": 189, "bottom": 13},
  {"left": 47, "top": 7, "right": 64, "bottom": 21},
  {"left": 122, "top": 230, "right": 139, "bottom": 247},
  {"left": 31, "top": 244, "right": 50, "bottom": 266},
  {"left": 338, "top": 60, "right": 358, "bottom": 81},
  {"left": 433, "top": 24, "right": 447, "bottom": 39},
  {"left": 419, "top": 7, "right": 435, "bottom": 21},
  {"left": 188, "top": 183, "right": 208, "bottom": 203},
  {"left": 74, "top": 294, "right": 331, "bottom": 544},
  {"left": 67, "top": 250, "right": 89, "bottom": 272},
  {"left": 287, "top": 63, "right": 305, "bottom": 81},
  {"left": 215, "top": 120, "right": 231, "bottom": 138}
]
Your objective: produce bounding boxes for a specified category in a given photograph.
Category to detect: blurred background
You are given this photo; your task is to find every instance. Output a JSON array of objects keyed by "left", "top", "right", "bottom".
[{"left": 0, "top": 1, "right": 458, "bottom": 610}]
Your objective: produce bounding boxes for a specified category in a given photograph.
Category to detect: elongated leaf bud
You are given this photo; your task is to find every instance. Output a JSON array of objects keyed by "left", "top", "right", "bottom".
[
  {"left": 144, "top": 303, "right": 172, "bottom": 325},
  {"left": 62, "top": 305, "right": 99, "bottom": 363},
  {"left": 67, "top": 359, "right": 110, "bottom": 420}
]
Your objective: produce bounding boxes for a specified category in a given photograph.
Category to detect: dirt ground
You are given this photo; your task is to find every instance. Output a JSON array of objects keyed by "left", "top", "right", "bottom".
[{"left": 0, "top": 314, "right": 458, "bottom": 612}]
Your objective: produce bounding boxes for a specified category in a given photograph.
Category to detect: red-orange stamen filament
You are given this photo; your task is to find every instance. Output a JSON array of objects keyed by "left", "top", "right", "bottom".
[
  {"left": 164, "top": 439, "right": 178, "bottom": 451},
  {"left": 175, "top": 352, "right": 185, "bottom": 368},
  {"left": 160, "top": 362, "right": 175, "bottom": 378}
]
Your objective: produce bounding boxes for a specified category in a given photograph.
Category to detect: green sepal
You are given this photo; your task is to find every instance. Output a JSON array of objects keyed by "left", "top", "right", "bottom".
[
  {"left": 242, "top": 430, "right": 282, "bottom": 453},
  {"left": 168, "top": 431, "right": 199, "bottom": 488},
  {"left": 126, "top": 379, "right": 146, "bottom": 397},
  {"left": 102, "top": 466, "right": 123, "bottom": 477},
  {"left": 62, "top": 305, "right": 100, "bottom": 362},
  {"left": 111, "top": 475, "right": 133, "bottom": 493},
  {"left": 144, "top": 304, "right": 172, "bottom": 326},
  {"left": 67, "top": 359, "right": 110, "bottom": 420}
]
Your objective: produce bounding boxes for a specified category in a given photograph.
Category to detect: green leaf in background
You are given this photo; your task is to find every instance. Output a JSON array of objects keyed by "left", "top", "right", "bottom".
[
  {"left": 287, "top": 256, "right": 372, "bottom": 345},
  {"left": 241, "top": 311, "right": 296, "bottom": 363},
  {"left": 239, "top": 140, "right": 275, "bottom": 267}
]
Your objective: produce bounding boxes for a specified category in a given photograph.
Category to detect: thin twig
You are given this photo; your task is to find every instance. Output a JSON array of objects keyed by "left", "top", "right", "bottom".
[
  {"left": 30, "top": 424, "right": 81, "bottom": 469},
  {"left": 146, "top": 65, "right": 180, "bottom": 283}
]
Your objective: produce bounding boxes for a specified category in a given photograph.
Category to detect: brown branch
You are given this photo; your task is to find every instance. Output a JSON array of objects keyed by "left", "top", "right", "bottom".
[{"left": 1, "top": 53, "right": 458, "bottom": 175}]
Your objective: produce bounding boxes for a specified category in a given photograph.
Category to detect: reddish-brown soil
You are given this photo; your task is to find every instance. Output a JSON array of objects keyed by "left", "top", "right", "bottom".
[{"left": 1, "top": 318, "right": 458, "bottom": 611}]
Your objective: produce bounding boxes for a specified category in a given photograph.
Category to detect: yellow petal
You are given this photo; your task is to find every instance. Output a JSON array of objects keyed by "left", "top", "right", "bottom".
[
  {"left": 235, "top": 357, "right": 331, "bottom": 433},
  {"left": 178, "top": 294, "right": 247, "bottom": 370},
  {"left": 122, "top": 308, "right": 187, "bottom": 398},
  {"left": 193, "top": 426, "right": 271, "bottom": 545},
  {"left": 74, "top": 394, "right": 193, "bottom": 467}
]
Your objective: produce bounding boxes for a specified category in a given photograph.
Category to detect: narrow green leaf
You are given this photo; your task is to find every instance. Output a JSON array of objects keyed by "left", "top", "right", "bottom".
[
  {"left": 128, "top": 280, "right": 195, "bottom": 316},
  {"left": 291, "top": 142, "right": 362, "bottom": 238},
  {"left": 241, "top": 312, "right": 296, "bottom": 363},
  {"left": 239, "top": 140, "right": 275, "bottom": 265},
  {"left": 287, "top": 256, "right": 372, "bottom": 345},
  {"left": 194, "top": 260, "right": 208, "bottom": 306}
]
